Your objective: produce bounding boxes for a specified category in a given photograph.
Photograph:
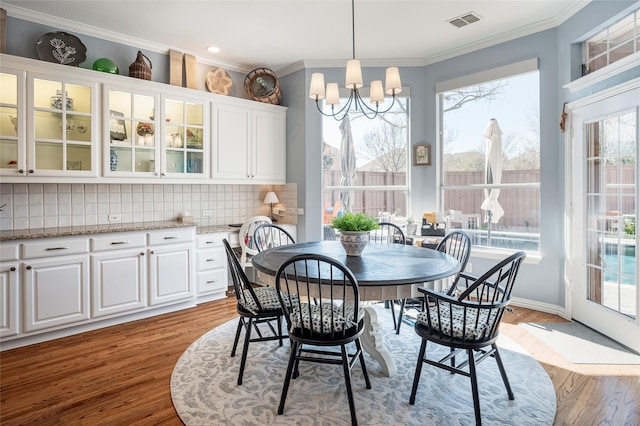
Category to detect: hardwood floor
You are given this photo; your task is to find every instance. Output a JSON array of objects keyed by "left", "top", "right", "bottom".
[{"left": 1, "top": 294, "right": 639, "bottom": 425}]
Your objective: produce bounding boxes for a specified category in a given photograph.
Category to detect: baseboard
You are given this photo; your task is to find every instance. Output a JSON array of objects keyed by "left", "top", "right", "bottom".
[{"left": 511, "top": 297, "right": 569, "bottom": 320}]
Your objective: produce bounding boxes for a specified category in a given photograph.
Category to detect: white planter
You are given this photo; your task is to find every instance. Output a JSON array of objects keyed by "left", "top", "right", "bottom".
[{"left": 340, "top": 231, "right": 370, "bottom": 256}]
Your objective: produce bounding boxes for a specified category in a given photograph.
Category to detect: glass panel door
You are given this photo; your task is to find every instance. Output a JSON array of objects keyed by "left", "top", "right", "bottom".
[
  {"left": 571, "top": 85, "right": 639, "bottom": 352},
  {"left": 163, "top": 98, "right": 205, "bottom": 176},
  {"left": 0, "top": 71, "right": 22, "bottom": 175}
]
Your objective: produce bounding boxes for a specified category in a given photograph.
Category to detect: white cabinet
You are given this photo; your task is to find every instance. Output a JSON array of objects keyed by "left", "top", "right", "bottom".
[
  {"left": 0, "top": 242, "right": 20, "bottom": 338},
  {"left": 0, "top": 67, "right": 26, "bottom": 178},
  {"left": 22, "top": 236, "right": 90, "bottom": 332},
  {"left": 195, "top": 232, "right": 228, "bottom": 300},
  {"left": 148, "top": 228, "right": 194, "bottom": 306},
  {"left": 90, "top": 233, "right": 147, "bottom": 317},
  {"left": 212, "top": 99, "right": 286, "bottom": 183}
]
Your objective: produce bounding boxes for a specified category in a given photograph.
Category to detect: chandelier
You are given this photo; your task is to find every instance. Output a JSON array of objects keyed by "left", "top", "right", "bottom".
[{"left": 308, "top": 0, "right": 402, "bottom": 121}]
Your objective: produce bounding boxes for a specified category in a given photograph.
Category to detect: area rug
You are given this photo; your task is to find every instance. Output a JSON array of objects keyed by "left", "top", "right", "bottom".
[
  {"left": 171, "top": 305, "right": 557, "bottom": 425},
  {"left": 519, "top": 322, "right": 640, "bottom": 364}
]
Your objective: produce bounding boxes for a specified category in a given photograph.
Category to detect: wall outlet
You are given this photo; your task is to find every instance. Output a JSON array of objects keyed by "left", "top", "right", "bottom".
[
  {"left": 297, "top": 208, "right": 304, "bottom": 215},
  {"left": 108, "top": 214, "right": 121, "bottom": 222},
  {"left": 202, "top": 210, "right": 213, "bottom": 217}
]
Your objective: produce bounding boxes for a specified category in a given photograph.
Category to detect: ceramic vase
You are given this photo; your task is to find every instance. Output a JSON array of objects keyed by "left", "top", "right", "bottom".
[
  {"left": 340, "top": 231, "right": 369, "bottom": 256},
  {"left": 110, "top": 149, "right": 118, "bottom": 171}
]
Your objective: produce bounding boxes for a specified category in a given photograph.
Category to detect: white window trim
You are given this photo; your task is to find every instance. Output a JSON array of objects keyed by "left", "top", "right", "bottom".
[{"left": 564, "top": 51, "right": 640, "bottom": 94}]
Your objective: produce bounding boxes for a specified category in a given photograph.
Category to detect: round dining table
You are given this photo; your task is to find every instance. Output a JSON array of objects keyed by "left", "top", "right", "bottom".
[{"left": 251, "top": 240, "right": 460, "bottom": 377}]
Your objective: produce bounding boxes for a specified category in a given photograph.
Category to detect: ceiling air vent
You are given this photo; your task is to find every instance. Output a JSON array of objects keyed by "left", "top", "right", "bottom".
[{"left": 448, "top": 12, "right": 481, "bottom": 28}]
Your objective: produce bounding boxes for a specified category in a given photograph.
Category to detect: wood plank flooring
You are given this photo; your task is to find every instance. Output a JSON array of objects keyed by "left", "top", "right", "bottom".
[{"left": 1, "top": 294, "right": 639, "bottom": 425}]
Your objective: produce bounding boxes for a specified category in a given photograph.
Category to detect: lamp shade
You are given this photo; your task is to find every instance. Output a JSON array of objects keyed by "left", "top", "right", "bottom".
[
  {"left": 263, "top": 191, "right": 279, "bottom": 204},
  {"left": 384, "top": 67, "right": 402, "bottom": 95},
  {"left": 369, "top": 80, "right": 384, "bottom": 104},
  {"left": 345, "top": 59, "right": 363, "bottom": 89},
  {"left": 309, "top": 73, "right": 326, "bottom": 99},
  {"left": 326, "top": 83, "right": 340, "bottom": 106}
]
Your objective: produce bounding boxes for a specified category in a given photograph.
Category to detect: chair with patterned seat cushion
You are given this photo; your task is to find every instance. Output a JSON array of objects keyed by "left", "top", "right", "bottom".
[
  {"left": 395, "top": 230, "right": 471, "bottom": 334},
  {"left": 223, "top": 238, "right": 296, "bottom": 385},
  {"left": 409, "top": 251, "right": 526, "bottom": 426},
  {"left": 275, "top": 254, "right": 371, "bottom": 426}
]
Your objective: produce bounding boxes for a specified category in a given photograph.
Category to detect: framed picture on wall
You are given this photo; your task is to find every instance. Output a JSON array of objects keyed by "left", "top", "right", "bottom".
[
  {"left": 413, "top": 144, "right": 431, "bottom": 166},
  {"left": 109, "top": 110, "right": 127, "bottom": 141}
]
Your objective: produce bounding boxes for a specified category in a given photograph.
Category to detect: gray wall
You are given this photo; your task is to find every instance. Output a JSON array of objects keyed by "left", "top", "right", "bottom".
[{"left": 4, "top": 0, "right": 639, "bottom": 309}]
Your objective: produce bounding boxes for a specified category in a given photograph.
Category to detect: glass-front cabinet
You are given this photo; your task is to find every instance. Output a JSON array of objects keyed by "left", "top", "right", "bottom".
[
  {"left": 105, "top": 86, "right": 159, "bottom": 176},
  {"left": 0, "top": 68, "right": 25, "bottom": 177},
  {"left": 105, "top": 85, "right": 207, "bottom": 178},
  {"left": 27, "top": 73, "right": 97, "bottom": 176}
]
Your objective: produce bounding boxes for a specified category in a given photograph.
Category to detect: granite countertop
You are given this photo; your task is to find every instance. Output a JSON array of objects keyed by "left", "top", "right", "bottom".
[{"left": 0, "top": 221, "right": 241, "bottom": 242}]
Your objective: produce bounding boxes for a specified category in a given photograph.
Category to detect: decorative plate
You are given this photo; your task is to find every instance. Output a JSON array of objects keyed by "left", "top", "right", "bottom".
[
  {"left": 36, "top": 32, "right": 87, "bottom": 66},
  {"left": 206, "top": 67, "right": 233, "bottom": 95}
]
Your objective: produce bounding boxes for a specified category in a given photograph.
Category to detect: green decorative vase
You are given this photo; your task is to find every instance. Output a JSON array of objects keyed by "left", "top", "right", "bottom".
[{"left": 93, "top": 58, "right": 119, "bottom": 74}]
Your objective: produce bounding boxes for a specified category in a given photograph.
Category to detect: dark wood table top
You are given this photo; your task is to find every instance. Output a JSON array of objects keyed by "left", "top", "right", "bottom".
[{"left": 251, "top": 241, "right": 460, "bottom": 287}]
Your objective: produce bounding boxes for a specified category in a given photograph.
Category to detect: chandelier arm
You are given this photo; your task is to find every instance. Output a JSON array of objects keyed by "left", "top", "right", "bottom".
[
  {"left": 314, "top": 91, "right": 355, "bottom": 121},
  {"left": 353, "top": 89, "right": 381, "bottom": 119}
]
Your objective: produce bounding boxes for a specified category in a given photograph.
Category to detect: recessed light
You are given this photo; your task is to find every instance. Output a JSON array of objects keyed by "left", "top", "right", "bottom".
[{"left": 206, "top": 46, "right": 220, "bottom": 53}]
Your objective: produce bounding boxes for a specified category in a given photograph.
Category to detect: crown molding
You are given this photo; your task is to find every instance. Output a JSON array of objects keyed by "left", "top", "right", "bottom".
[{"left": 2, "top": 3, "right": 255, "bottom": 74}]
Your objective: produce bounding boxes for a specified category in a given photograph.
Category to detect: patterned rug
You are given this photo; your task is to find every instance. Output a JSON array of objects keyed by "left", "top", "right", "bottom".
[{"left": 171, "top": 305, "right": 556, "bottom": 425}]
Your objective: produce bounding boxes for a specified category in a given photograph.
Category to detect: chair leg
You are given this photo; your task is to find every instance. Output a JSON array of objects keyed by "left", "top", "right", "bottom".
[
  {"left": 389, "top": 300, "right": 398, "bottom": 331},
  {"left": 395, "top": 299, "right": 407, "bottom": 334},
  {"left": 355, "top": 338, "right": 371, "bottom": 389},
  {"left": 341, "top": 344, "right": 358, "bottom": 426},
  {"left": 277, "top": 315, "right": 283, "bottom": 347},
  {"left": 467, "top": 348, "right": 482, "bottom": 426},
  {"left": 237, "top": 317, "right": 253, "bottom": 385},
  {"left": 409, "top": 339, "right": 428, "bottom": 404},
  {"left": 230, "top": 317, "right": 244, "bottom": 357},
  {"left": 278, "top": 340, "right": 299, "bottom": 415},
  {"left": 492, "top": 343, "right": 514, "bottom": 400}
]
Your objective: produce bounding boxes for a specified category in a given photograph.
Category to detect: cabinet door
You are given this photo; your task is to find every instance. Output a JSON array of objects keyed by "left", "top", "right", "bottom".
[
  {"left": 91, "top": 249, "right": 146, "bottom": 317},
  {"left": 148, "top": 243, "right": 193, "bottom": 305},
  {"left": 162, "top": 96, "right": 208, "bottom": 178},
  {"left": 23, "top": 254, "right": 90, "bottom": 332},
  {"left": 27, "top": 72, "right": 98, "bottom": 176},
  {"left": 104, "top": 85, "right": 160, "bottom": 176},
  {"left": 252, "top": 109, "right": 286, "bottom": 183},
  {"left": 0, "top": 263, "right": 19, "bottom": 337},
  {"left": 0, "top": 67, "right": 26, "bottom": 177},
  {"left": 211, "top": 103, "right": 250, "bottom": 181}
]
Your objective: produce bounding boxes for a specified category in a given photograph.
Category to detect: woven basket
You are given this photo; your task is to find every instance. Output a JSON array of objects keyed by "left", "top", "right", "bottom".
[
  {"left": 244, "top": 68, "right": 281, "bottom": 105},
  {"left": 129, "top": 51, "right": 152, "bottom": 80}
]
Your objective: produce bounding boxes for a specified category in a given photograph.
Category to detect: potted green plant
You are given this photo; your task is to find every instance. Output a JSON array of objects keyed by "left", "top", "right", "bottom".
[{"left": 330, "top": 212, "right": 379, "bottom": 256}]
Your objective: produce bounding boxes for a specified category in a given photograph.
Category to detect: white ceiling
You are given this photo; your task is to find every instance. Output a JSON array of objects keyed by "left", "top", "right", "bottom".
[{"left": 3, "top": 1, "right": 590, "bottom": 74}]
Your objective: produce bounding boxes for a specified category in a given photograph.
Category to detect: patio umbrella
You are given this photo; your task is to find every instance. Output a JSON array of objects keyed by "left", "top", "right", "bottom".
[
  {"left": 480, "top": 118, "right": 504, "bottom": 241},
  {"left": 339, "top": 115, "right": 356, "bottom": 213}
]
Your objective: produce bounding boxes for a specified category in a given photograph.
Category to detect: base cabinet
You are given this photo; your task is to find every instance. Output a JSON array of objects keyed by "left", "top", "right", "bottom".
[
  {"left": 23, "top": 254, "right": 90, "bottom": 332},
  {"left": 195, "top": 232, "right": 228, "bottom": 300},
  {"left": 149, "top": 244, "right": 192, "bottom": 305},
  {"left": 0, "top": 262, "right": 19, "bottom": 337},
  {"left": 91, "top": 249, "right": 147, "bottom": 317}
]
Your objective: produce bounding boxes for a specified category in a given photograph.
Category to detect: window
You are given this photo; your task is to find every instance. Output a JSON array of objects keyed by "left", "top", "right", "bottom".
[
  {"left": 583, "top": 8, "right": 640, "bottom": 75},
  {"left": 438, "top": 62, "right": 540, "bottom": 252},
  {"left": 321, "top": 97, "right": 409, "bottom": 227}
]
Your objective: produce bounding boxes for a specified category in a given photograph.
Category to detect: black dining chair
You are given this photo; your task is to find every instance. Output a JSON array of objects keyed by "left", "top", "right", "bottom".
[
  {"left": 409, "top": 251, "right": 526, "bottom": 425},
  {"left": 368, "top": 222, "right": 407, "bottom": 331},
  {"left": 253, "top": 223, "right": 295, "bottom": 252},
  {"left": 395, "top": 230, "right": 472, "bottom": 334},
  {"left": 275, "top": 254, "right": 371, "bottom": 426},
  {"left": 223, "top": 239, "right": 296, "bottom": 385}
]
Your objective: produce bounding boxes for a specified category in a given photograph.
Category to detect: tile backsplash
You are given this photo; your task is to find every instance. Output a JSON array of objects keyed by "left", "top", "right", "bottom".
[{"left": 0, "top": 183, "right": 297, "bottom": 230}]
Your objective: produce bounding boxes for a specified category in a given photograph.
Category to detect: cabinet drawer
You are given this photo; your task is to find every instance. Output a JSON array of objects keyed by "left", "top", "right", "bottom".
[
  {"left": 197, "top": 269, "right": 227, "bottom": 295},
  {"left": 22, "top": 238, "right": 89, "bottom": 259},
  {"left": 147, "top": 228, "right": 194, "bottom": 246},
  {"left": 196, "top": 232, "right": 227, "bottom": 249},
  {"left": 91, "top": 233, "right": 146, "bottom": 252},
  {"left": 228, "top": 232, "right": 240, "bottom": 247},
  {"left": 0, "top": 244, "right": 19, "bottom": 262},
  {"left": 197, "top": 247, "right": 225, "bottom": 271}
]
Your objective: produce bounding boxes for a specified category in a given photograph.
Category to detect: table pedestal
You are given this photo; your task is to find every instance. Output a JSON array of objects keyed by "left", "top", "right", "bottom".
[{"left": 361, "top": 305, "right": 396, "bottom": 377}]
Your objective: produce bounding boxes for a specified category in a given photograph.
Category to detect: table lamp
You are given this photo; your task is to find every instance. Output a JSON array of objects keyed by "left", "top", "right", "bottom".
[{"left": 263, "top": 191, "right": 279, "bottom": 221}]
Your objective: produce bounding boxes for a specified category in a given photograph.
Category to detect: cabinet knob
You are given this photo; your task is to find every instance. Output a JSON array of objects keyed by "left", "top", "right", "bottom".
[
  {"left": 26, "top": 265, "right": 32, "bottom": 270},
  {"left": 17, "top": 169, "right": 24, "bottom": 174},
  {"left": 28, "top": 169, "right": 34, "bottom": 174},
  {"left": 150, "top": 250, "right": 155, "bottom": 254},
  {"left": 10, "top": 267, "right": 16, "bottom": 271},
  {"left": 161, "top": 172, "right": 166, "bottom": 176},
  {"left": 140, "top": 252, "right": 145, "bottom": 256}
]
